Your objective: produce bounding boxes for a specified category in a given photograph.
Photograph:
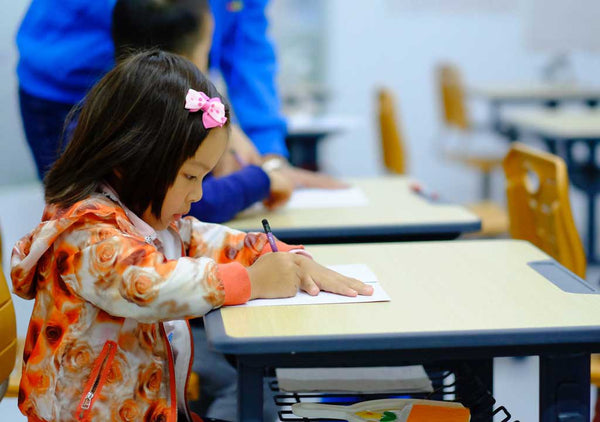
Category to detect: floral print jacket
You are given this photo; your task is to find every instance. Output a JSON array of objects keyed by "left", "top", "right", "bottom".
[{"left": 11, "top": 194, "right": 297, "bottom": 421}]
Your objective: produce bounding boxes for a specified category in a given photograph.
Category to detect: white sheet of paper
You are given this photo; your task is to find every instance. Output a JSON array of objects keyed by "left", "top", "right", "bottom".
[
  {"left": 284, "top": 186, "right": 369, "bottom": 209},
  {"left": 232, "top": 264, "right": 390, "bottom": 308}
]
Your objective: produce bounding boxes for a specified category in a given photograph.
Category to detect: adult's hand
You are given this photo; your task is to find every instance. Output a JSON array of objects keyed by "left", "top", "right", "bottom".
[{"left": 280, "top": 166, "right": 349, "bottom": 189}]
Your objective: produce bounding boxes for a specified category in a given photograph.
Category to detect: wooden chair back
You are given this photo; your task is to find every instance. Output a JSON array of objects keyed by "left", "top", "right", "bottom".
[
  {"left": 377, "top": 88, "right": 407, "bottom": 174},
  {"left": 437, "top": 64, "right": 470, "bottom": 130},
  {"left": 503, "top": 143, "right": 586, "bottom": 278},
  {"left": 0, "top": 230, "right": 17, "bottom": 401}
]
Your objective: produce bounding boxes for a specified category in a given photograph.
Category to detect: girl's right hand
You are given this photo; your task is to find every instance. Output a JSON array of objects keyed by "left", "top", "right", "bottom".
[
  {"left": 247, "top": 253, "right": 374, "bottom": 300},
  {"left": 247, "top": 253, "right": 300, "bottom": 299}
]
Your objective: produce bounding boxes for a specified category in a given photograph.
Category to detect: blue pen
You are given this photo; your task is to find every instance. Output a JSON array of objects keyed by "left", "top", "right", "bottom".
[{"left": 261, "top": 219, "right": 278, "bottom": 252}]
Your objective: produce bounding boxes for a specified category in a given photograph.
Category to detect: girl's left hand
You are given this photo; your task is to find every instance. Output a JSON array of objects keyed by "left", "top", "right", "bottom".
[{"left": 295, "top": 255, "right": 374, "bottom": 297}]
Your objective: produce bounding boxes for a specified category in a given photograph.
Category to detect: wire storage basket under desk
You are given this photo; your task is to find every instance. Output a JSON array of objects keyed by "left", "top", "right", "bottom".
[{"left": 268, "top": 364, "right": 520, "bottom": 422}]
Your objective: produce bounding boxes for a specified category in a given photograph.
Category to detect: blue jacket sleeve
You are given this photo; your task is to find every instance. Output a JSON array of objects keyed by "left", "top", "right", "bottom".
[
  {"left": 209, "top": 0, "right": 288, "bottom": 157},
  {"left": 188, "top": 165, "right": 271, "bottom": 223}
]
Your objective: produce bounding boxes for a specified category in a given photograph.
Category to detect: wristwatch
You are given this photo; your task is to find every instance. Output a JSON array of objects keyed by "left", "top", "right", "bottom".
[{"left": 261, "top": 157, "right": 287, "bottom": 172}]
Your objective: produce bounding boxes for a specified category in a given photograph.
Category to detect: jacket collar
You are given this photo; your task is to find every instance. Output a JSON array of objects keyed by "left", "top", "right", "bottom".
[{"left": 99, "top": 183, "right": 159, "bottom": 246}]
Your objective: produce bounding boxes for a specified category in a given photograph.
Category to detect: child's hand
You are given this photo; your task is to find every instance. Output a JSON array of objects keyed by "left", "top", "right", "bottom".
[
  {"left": 295, "top": 255, "right": 374, "bottom": 297},
  {"left": 247, "top": 253, "right": 374, "bottom": 300},
  {"left": 247, "top": 253, "right": 301, "bottom": 299},
  {"left": 263, "top": 170, "right": 293, "bottom": 210}
]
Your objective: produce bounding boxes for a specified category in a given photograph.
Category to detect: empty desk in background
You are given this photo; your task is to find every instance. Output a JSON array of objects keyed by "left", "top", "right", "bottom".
[
  {"left": 469, "top": 83, "right": 600, "bottom": 137},
  {"left": 502, "top": 109, "right": 600, "bottom": 263},
  {"left": 204, "top": 239, "right": 600, "bottom": 422},
  {"left": 226, "top": 176, "right": 481, "bottom": 244},
  {"left": 470, "top": 83, "right": 600, "bottom": 105},
  {"left": 285, "top": 114, "right": 355, "bottom": 171}
]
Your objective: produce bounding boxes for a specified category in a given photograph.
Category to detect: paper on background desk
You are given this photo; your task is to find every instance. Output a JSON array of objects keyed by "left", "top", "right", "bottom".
[
  {"left": 233, "top": 186, "right": 369, "bottom": 219},
  {"left": 284, "top": 186, "right": 369, "bottom": 209},
  {"left": 233, "top": 264, "right": 390, "bottom": 308}
]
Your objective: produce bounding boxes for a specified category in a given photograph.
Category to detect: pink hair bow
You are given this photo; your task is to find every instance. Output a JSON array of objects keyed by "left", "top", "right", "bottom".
[{"left": 184, "top": 89, "right": 228, "bottom": 129}]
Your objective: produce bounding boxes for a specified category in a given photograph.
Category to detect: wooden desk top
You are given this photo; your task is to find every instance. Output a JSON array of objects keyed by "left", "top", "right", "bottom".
[
  {"left": 469, "top": 83, "right": 600, "bottom": 102},
  {"left": 503, "top": 109, "right": 600, "bottom": 139},
  {"left": 226, "top": 177, "right": 480, "bottom": 243},
  {"left": 206, "top": 240, "right": 600, "bottom": 354}
]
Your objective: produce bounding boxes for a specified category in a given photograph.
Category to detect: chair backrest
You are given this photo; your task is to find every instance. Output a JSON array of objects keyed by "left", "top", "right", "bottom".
[
  {"left": 0, "top": 230, "right": 17, "bottom": 401},
  {"left": 377, "top": 88, "right": 407, "bottom": 175},
  {"left": 503, "top": 143, "right": 586, "bottom": 278},
  {"left": 437, "top": 64, "right": 470, "bottom": 131}
]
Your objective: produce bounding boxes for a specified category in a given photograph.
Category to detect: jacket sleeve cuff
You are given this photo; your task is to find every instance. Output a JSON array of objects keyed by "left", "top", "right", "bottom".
[{"left": 217, "top": 262, "right": 251, "bottom": 305}]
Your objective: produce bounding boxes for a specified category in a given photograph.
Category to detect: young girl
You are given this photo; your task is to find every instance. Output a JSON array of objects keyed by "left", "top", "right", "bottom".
[{"left": 11, "top": 50, "right": 372, "bottom": 422}]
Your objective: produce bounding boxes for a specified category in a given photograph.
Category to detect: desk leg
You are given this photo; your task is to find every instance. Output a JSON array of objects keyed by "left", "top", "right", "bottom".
[
  {"left": 455, "top": 359, "right": 493, "bottom": 422},
  {"left": 237, "top": 360, "right": 264, "bottom": 422},
  {"left": 542, "top": 137, "right": 559, "bottom": 155},
  {"left": 582, "top": 140, "right": 599, "bottom": 265},
  {"left": 491, "top": 101, "right": 502, "bottom": 135},
  {"left": 586, "top": 192, "right": 597, "bottom": 265},
  {"left": 564, "top": 139, "right": 598, "bottom": 264},
  {"left": 540, "top": 353, "right": 590, "bottom": 422}
]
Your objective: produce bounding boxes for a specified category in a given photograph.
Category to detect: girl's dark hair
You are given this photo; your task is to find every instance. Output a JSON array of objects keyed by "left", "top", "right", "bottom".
[
  {"left": 44, "top": 50, "right": 230, "bottom": 218},
  {"left": 112, "top": 0, "right": 209, "bottom": 60}
]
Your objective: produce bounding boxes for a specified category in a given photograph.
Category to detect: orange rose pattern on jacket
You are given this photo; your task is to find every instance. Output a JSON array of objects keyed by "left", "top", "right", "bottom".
[{"left": 10, "top": 194, "right": 276, "bottom": 421}]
